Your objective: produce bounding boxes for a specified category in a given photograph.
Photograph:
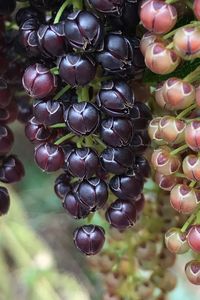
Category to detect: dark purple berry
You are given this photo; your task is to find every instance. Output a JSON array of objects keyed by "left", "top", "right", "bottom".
[
  {"left": 109, "top": 171, "right": 143, "bottom": 200},
  {"left": 16, "top": 97, "right": 33, "bottom": 124},
  {"left": 64, "top": 102, "right": 100, "bottom": 136},
  {"left": 0, "top": 125, "right": 14, "bottom": 156},
  {"left": 25, "top": 117, "right": 51, "bottom": 143},
  {"left": 0, "top": 100, "right": 18, "bottom": 124},
  {"left": 58, "top": 53, "right": 96, "bottom": 86},
  {"left": 37, "top": 23, "right": 66, "bottom": 57},
  {"left": 64, "top": 147, "right": 99, "bottom": 179},
  {"left": 96, "top": 81, "right": 134, "bottom": 116},
  {"left": 73, "top": 224, "right": 105, "bottom": 255},
  {"left": 0, "top": 78, "right": 12, "bottom": 108},
  {"left": 19, "top": 18, "right": 40, "bottom": 56},
  {"left": 34, "top": 143, "right": 64, "bottom": 172},
  {"left": 64, "top": 10, "right": 103, "bottom": 51},
  {"left": 100, "top": 117, "right": 133, "bottom": 147},
  {"left": 16, "top": 7, "right": 44, "bottom": 26},
  {"left": 33, "top": 99, "right": 64, "bottom": 126},
  {"left": 0, "top": 155, "right": 25, "bottom": 183},
  {"left": 63, "top": 192, "right": 90, "bottom": 219},
  {"left": 100, "top": 146, "right": 134, "bottom": 175},
  {"left": 135, "top": 194, "right": 145, "bottom": 214},
  {"left": 0, "top": 0, "right": 16, "bottom": 15},
  {"left": 86, "top": 0, "right": 124, "bottom": 15},
  {"left": 75, "top": 177, "right": 108, "bottom": 211},
  {"left": 131, "top": 130, "right": 150, "bottom": 153},
  {"left": 134, "top": 156, "right": 150, "bottom": 178},
  {"left": 22, "top": 64, "right": 58, "bottom": 99},
  {"left": 130, "top": 102, "right": 152, "bottom": 131},
  {"left": 97, "top": 33, "right": 133, "bottom": 75},
  {"left": 0, "top": 187, "right": 10, "bottom": 215},
  {"left": 106, "top": 199, "right": 137, "bottom": 230},
  {"left": 54, "top": 173, "right": 71, "bottom": 199}
]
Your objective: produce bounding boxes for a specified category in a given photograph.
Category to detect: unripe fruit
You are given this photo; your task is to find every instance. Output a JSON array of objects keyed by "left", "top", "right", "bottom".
[
  {"left": 194, "top": 0, "right": 200, "bottom": 20},
  {"left": 165, "top": 227, "right": 189, "bottom": 254},
  {"left": 183, "top": 155, "right": 200, "bottom": 181},
  {"left": 158, "top": 78, "right": 195, "bottom": 110},
  {"left": 185, "top": 121, "right": 200, "bottom": 152},
  {"left": 159, "top": 116, "right": 186, "bottom": 144},
  {"left": 148, "top": 117, "right": 164, "bottom": 144},
  {"left": 145, "top": 42, "right": 180, "bottom": 74},
  {"left": 151, "top": 270, "right": 177, "bottom": 292},
  {"left": 170, "top": 184, "right": 200, "bottom": 214},
  {"left": 140, "top": 32, "right": 161, "bottom": 55},
  {"left": 173, "top": 27, "right": 200, "bottom": 60},
  {"left": 185, "top": 260, "right": 200, "bottom": 285},
  {"left": 140, "top": 0, "right": 177, "bottom": 34},
  {"left": 73, "top": 225, "right": 105, "bottom": 255},
  {"left": 155, "top": 172, "right": 180, "bottom": 191},
  {"left": 187, "top": 225, "right": 200, "bottom": 252},
  {"left": 151, "top": 146, "right": 181, "bottom": 176}
]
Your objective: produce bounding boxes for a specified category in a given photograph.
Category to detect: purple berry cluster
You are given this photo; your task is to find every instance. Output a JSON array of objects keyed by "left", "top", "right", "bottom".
[{"left": 18, "top": 0, "right": 151, "bottom": 255}]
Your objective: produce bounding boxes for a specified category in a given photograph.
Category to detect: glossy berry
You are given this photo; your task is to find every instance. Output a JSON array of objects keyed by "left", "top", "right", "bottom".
[
  {"left": 135, "top": 194, "right": 145, "bottom": 214},
  {"left": 100, "top": 146, "right": 134, "bottom": 175},
  {"left": 33, "top": 99, "right": 64, "bottom": 126},
  {"left": 130, "top": 102, "right": 152, "bottom": 131},
  {"left": 158, "top": 116, "right": 186, "bottom": 144},
  {"left": 58, "top": 53, "right": 96, "bottom": 86},
  {"left": 54, "top": 173, "right": 71, "bottom": 199},
  {"left": 109, "top": 171, "right": 143, "bottom": 200},
  {"left": 151, "top": 146, "right": 181, "bottom": 176},
  {"left": 86, "top": 0, "right": 124, "bottom": 15},
  {"left": 0, "top": 100, "right": 18, "bottom": 124},
  {"left": 185, "top": 121, "right": 200, "bottom": 152},
  {"left": 25, "top": 117, "right": 51, "bottom": 143},
  {"left": 131, "top": 130, "right": 150, "bottom": 153},
  {"left": 194, "top": 0, "right": 200, "bottom": 20},
  {"left": 0, "top": 187, "right": 10, "bottom": 215},
  {"left": 16, "top": 97, "right": 33, "bottom": 124},
  {"left": 0, "top": 0, "right": 16, "bottom": 15},
  {"left": 183, "top": 155, "right": 200, "bottom": 181},
  {"left": 64, "top": 102, "right": 100, "bottom": 136},
  {"left": 173, "top": 27, "right": 200, "bottom": 60},
  {"left": 0, "top": 155, "right": 25, "bottom": 183},
  {"left": 16, "top": 6, "right": 44, "bottom": 26},
  {"left": 187, "top": 225, "right": 200, "bottom": 252},
  {"left": 145, "top": 42, "right": 180, "bottom": 75},
  {"left": 140, "top": 0, "right": 177, "bottom": 34},
  {"left": 134, "top": 155, "right": 150, "bottom": 179},
  {"left": 19, "top": 18, "right": 40, "bottom": 56},
  {"left": 100, "top": 117, "right": 133, "bottom": 147},
  {"left": 64, "top": 10, "right": 103, "bottom": 51},
  {"left": 34, "top": 143, "right": 64, "bottom": 172},
  {"left": 0, "top": 78, "right": 12, "bottom": 108},
  {"left": 165, "top": 228, "right": 189, "bottom": 254},
  {"left": 97, "top": 33, "right": 133, "bottom": 75},
  {"left": 106, "top": 199, "right": 137, "bottom": 230},
  {"left": 0, "top": 125, "right": 14, "bottom": 156},
  {"left": 63, "top": 192, "right": 90, "bottom": 219},
  {"left": 155, "top": 172, "right": 179, "bottom": 191},
  {"left": 74, "top": 177, "right": 108, "bottom": 210},
  {"left": 37, "top": 23, "right": 66, "bottom": 57},
  {"left": 96, "top": 81, "right": 134, "bottom": 117},
  {"left": 73, "top": 224, "right": 105, "bottom": 255},
  {"left": 22, "top": 64, "right": 58, "bottom": 99},
  {"left": 65, "top": 148, "right": 99, "bottom": 178},
  {"left": 185, "top": 260, "right": 200, "bottom": 285}
]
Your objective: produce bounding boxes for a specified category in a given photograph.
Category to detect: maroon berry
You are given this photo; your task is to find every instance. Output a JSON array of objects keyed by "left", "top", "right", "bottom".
[
  {"left": 0, "top": 78, "right": 12, "bottom": 108},
  {"left": 25, "top": 117, "right": 51, "bottom": 143},
  {"left": 22, "top": 64, "right": 58, "bottom": 99},
  {"left": 0, "top": 100, "right": 18, "bottom": 124},
  {"left": 63, "top": 192, "right": 90, "bottom": 219},
  {"left": 0, "top": 187, "right": 10, "bottom": 215},
  {"left": 0, "top": 125, "right": 14, "bottom": 156},
  {"left": 106, "top": 199, "right": 137, "bottom": 230},
  {"left": 54, "top": 173, "right": 71, "bottom": 199},
  {"left": 34, "top": 143, "right": 64, "bottom": 172},
  {"left": 0, "top": 155, "right": 25, "bottom": 183},
  {"left": 185, "top": 260, "right": 200, "bottom": 285},
  {"left": 187, "top": 225, "right": 200, "bottom": 252},
  {"left": 73, "top": 225, "right": 105, "bottom": 255},
  {"left": 86, "top": 0, "right": 124, "bottom": 15}
]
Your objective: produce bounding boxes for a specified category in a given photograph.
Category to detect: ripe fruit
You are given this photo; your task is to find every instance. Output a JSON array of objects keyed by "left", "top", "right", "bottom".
[
  {"left": 54, "top": 173, "right": 71, "bottom": 199},
  {"left": 73, "top": 225, "right": 105, "bottom": 255},
  {"left": 0, "top": 78, "right": 12, "bottom": 108},
  {"left": 63, "top": 192, "right": 90, "bottom": 219},
  {"left": 86, "top": 0, "right": 124, "bottom": 15},
  {"left": 106, "top": 199, "right": 137, "bottom": 230},
  {"left": 187, "top": 225, "right": 200, "bottom": 252},
  {"left": 140, "top": 0, "right": 177, "bottom": 34},
  {"left": 0, "top": 187, "right": 10, "bottom": 215},
  {"left": 0, "top": 155, "right": 25, "bottom": 183},
  {"left": 0, "top": 125, "right": 14, "bottom": 156},
  {"left": 22, "top": 64, "right": 58, "bottom": 99}
]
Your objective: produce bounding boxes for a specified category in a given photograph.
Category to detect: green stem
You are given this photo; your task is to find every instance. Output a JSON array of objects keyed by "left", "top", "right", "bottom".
[
  {"left": 54, "top": 85, "right": 70, "bottom": 101},
  {"left": 50, "top": 67, "right": 59, "bottom": 74},
  {"left": 84, "top": 136, "right": 94, "bottom": 148},
  {"left": 54, "top": 0, "right": 70, "bottom": 24},
  {"left": 93, "top": 136, "right": 107, "bottom": 149},
  {"left": 176, "top": 103, "right": 196, "bottom": 119},
  {"left": 165, "top": 0, "right": 178, "bottom": 3},
  {"left": 50, "top": 123, "right": 66, "bottom": 129},
  {"left": 77, "top": 86, "right": 89, "bottom": 102},
  {"left": 54, "top": 132, "right": 75, "bottom": 145},
  {"left": 174, "top": 172, "right": 187, "bottom": 179},
  {"left": 170, "top": 144, "right": 188, "bottom": 156},
  {"left": 189, "top": 181, "right": 196, "bottom": 188},
  {"left": 181, "top": 212, "right": 197, "bottom": 232},
  {"left": 185, "top": 0, "right": 193, "bottom": 9},
  {"left": 184, "top": 66, "right": 200, "bottom": 83},
  {"left": 166, "top": 41, "right": 174, "bottom": 49}
]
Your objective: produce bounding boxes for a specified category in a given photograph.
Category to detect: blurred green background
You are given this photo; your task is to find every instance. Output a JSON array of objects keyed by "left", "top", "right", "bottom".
[{"left": 0, "top": 122, "right": 199, "bottom": 300}]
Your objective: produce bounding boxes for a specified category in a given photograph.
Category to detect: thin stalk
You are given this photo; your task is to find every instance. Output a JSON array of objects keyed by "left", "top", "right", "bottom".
[
  {"left": 181, "top": 212, "right": 197, "bottom": 232},
  {"left": 93, "top": 136, "right": 107, "bottom": 149},
  {"left": 54, "top": 85, "right": 70, "bottom": 101},
  {"left": 54, "top": 132, "right": 75, "bottom": 145},
  {"left": 50, "top": 123, "right": 66, "bottom": 129},
  {"left": 176, "top": 103, "right": 196, "bottom": 119},
  {"left": 170, "top": 144, "right": 188, "bottom": 155},
  {"left": 54, "top": 0, "right": 70, "bottom": 24},
  {"left": 184, "top": 66, "right": 200, "bottom": 83},
  {"left": 174, "top": 172, "right": 187, "bottom": 179},
  {"left": 189, "top": 181, "right": 196, "bottom": 188}
]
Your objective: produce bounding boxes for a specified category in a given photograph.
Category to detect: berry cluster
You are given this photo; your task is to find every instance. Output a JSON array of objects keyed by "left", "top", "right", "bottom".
[
  {"left": 140, "top": 0, "right": 200, "bottom": 285},
  {"left": 19, "top": 0, "right": 151, "bottom": 255}
]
